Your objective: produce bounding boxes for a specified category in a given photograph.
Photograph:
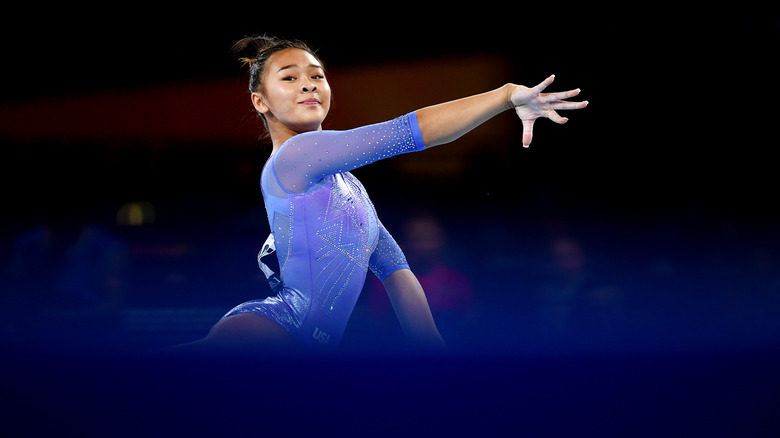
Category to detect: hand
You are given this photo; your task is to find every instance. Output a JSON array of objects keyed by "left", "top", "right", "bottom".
[{"left": 509, "top": 75, "right": 588, "bottom": 147}]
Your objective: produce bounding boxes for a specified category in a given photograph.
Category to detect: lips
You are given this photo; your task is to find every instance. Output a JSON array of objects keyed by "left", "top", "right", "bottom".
[{"left": 299, "top": 98, "right": 321, "bottom": 106}]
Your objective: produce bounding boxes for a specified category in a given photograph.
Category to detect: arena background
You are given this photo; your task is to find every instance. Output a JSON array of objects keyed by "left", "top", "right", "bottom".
[{"left": 1, "top": 9, "right": 778, "bottom": 436}]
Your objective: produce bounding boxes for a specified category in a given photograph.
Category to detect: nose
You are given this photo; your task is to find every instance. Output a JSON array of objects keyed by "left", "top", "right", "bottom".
[{"left": 301, "top": 83, "right": 317, "bottom": 93}]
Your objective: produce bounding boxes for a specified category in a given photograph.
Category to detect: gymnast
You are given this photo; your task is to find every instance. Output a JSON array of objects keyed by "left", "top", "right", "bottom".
[{"left": 183, "top": 34, "right": 587, "bottom": 353}]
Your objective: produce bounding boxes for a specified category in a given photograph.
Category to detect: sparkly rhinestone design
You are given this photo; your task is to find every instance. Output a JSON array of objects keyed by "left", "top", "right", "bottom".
[{"left": 222, "top": 113, "right": 425, "bottom": 348}]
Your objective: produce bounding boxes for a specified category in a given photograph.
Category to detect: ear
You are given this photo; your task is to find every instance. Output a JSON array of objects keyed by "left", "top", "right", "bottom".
[{"left": 251, "top": 92, "right": 268, "bottom": 114}]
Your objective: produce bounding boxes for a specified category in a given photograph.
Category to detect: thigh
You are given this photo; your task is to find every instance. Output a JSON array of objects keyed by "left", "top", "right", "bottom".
[{"left": 205, "top": 313, "right": 298, "bottom": 351}]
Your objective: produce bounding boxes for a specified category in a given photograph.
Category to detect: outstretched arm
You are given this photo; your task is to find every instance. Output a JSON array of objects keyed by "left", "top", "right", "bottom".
[
  {"left": 382, "top": 269, "right": 447, "bottom": 350},
  {"left": 415, "top": 75, "right": 587, "bottom": 148}
]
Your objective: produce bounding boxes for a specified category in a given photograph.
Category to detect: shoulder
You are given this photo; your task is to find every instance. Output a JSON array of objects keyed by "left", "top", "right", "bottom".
[{"left": 278, "top": 129, "right": 335, "bottom": 152}]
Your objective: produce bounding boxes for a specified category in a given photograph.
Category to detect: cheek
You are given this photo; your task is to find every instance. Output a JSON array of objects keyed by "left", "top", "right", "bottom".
[
  {"left": 322, "top": 82, "right": 333, "bottom": 100},
  {"left": 264, "top": 82, "right": 292, "bottom": 102},
  {"left": 320, "top": 85, "right": 333, "bottom": 110}
]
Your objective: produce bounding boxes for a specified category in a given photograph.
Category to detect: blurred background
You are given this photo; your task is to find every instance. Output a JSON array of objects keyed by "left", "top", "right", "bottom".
[
  {"left": 1, "top": 8, "right": 778, "bottom": 436},
  {"left": 1, "top": 10, "right": 778, "bottom": 355}
]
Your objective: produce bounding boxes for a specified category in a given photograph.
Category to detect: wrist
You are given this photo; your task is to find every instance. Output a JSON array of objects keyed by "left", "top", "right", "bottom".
[{"left": 503, "top": 83, "right": 516, "bottom": 110}]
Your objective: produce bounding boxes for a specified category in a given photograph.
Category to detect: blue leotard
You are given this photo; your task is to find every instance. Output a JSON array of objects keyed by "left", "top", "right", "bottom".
[{"left": 222, "top": 113, "right": 426, "bottom": 349}]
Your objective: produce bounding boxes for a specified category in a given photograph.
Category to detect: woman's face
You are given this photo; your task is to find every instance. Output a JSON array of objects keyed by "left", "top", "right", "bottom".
[{"left": 253, "top": 48, "right": 331, "bottom": 137}]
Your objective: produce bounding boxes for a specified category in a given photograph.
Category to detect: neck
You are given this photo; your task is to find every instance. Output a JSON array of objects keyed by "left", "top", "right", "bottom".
[{"left": 268, "top": 123, "right": 323, "bottom": 155}]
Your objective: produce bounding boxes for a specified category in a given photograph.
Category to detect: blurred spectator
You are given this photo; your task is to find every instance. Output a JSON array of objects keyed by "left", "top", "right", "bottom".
[
  {"left": 534, "top": 234, "right": 623, "bottom": 347},
  {"left": 362, "top": 212, "right": 477, "bottom": 347}
]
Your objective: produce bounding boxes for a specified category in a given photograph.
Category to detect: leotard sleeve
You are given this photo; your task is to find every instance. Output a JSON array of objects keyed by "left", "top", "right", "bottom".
[
  {"left": 270, "top": 112, "right": 426, "bottom": 193},
  {"left": 369, "top": 219, "right": 410, "bottom": 281}
]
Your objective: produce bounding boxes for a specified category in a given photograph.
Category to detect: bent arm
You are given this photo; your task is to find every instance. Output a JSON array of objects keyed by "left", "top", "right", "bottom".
[{"left": 382, "top": 268, "right": 446, "bottom": 349}]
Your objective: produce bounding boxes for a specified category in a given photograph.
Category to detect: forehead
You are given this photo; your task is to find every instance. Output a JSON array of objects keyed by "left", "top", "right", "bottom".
[{"left": 268, "top": 48, "right": 322, "bottom": 70}]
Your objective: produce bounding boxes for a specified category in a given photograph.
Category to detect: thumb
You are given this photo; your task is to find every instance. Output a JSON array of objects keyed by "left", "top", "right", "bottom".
[{"left": 522, "top": 119, "right": 535, "bottom": 148}]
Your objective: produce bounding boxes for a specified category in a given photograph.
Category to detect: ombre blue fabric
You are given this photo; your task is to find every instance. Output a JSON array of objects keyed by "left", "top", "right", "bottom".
[{"left": 223, "top": 113, "right": 426, "bottom": 349}]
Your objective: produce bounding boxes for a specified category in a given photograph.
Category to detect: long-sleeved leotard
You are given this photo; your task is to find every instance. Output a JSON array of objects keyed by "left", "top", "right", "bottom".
[{"left": 222, "top": 113, "right": 426, "bottom": 349}]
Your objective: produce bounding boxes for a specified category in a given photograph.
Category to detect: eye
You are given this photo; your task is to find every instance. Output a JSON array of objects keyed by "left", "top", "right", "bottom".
[
  {"left": 282, "top": 76, "right": 296, "bottom": 81},
  {"left": 312, "top": 74, "right": 325, "bottom": 80}
]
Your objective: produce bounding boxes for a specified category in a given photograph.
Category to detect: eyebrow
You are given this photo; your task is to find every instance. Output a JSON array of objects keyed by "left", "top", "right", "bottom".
[{"left": 277, "top": 63, "right": 323, "bottom": 73}]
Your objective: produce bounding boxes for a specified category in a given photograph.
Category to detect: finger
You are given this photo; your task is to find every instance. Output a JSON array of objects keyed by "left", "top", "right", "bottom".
[
  {"left": 534, "top": 74, "right": 556, "bottom": 93},
  {"left": 522, "top": 119, "right": 535, "bottom": 148},
  {"left": 541, "top": 88, "right": 581, "bottom": 102},
  {"left": 549, "top": 100, "right": 589, "bottom": 111},
  {"left": 545, "top": 109, "right": 568, "bottom": 124}
]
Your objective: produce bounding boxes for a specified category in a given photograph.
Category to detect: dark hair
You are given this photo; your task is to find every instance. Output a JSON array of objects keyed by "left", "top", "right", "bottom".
[
  {"left": 232, "top": 34, "right": 325, "bottom": 136},
  {"left": 233, "top": 34, "right": 323, "bottom": 95}
]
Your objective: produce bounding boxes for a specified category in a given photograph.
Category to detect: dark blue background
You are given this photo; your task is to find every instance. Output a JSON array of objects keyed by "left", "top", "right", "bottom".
[{"left": 1, "top": 11, "right": 778, "bottom": 436}]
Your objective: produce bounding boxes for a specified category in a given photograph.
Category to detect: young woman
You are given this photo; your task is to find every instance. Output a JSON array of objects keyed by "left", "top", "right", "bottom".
[{"left": 189, "top": 34, "right": 587, "bottom": 353}]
